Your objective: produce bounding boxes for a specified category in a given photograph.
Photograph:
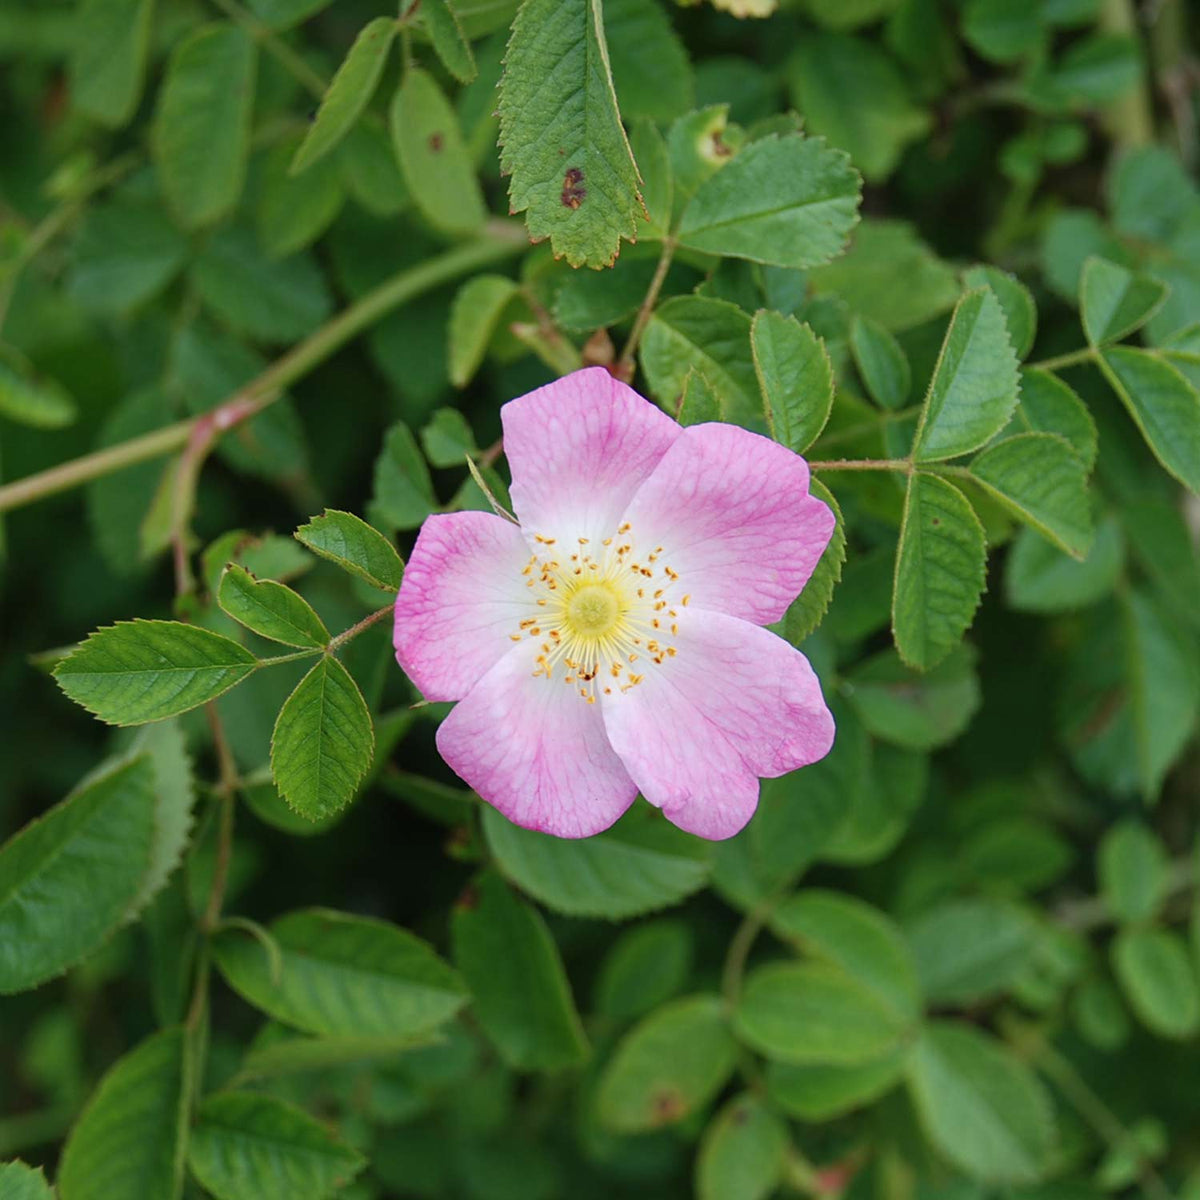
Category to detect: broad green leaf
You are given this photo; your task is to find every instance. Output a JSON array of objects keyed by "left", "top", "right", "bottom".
[
  {"left": 594, "top": 918, "right": 693, "bottom": 1020},
  {"left": 1072, "top": 976, "right": 1131, "bottom": 1052},
  {"left": 482, "top": 802, "right": 712, "bottom": 919},
  {"left": 962, "top": 0, "right": 1042, "bottom": 62},
  {"left": 892, "top": 472, "right": 987, "bottom": 671},
  {"left": 188, "top": 1091, "right": 364, "bottom": 1200},
  {"left": 1011, "top": 367, "right": 1097, "bottom": 469},
  {"left": 291, "top": 18, "right": 395, "bottom": 174},
  {"left": 219, "top": 565, "right": 329, "bottom": 649},
  {"left": 850, "top": 315, "right": 910, "bottom": 409},
  {"left": 295, "top": 509, "right": 404, "bottom": 592},
  {"left": 1112, "top": 928, "right": 1200, "bottom": 1040},
  {"left": 969, "top": 433, "right": 1092, "bottom": 558},
  {"left": 213, "top": 908, "right": 468, "bottom": 1038},
  {"left": 667, "top": 105, "right": 740, "bottom": 216},
  {"left": 1040, "top": 208, "right": 1134, "bottom": 303},
  {"left": 905, "top": 898, "right": 1035, "bottom": 1005},
  {"left": 554, "top": 246, "right": 673, "bottom": 332},
  {"left": 846, "top": 646, "right": 981, "bottom": 750},
  {"left": 498, "top": 0, "right": 642, "bottom": 267},
  {"left": 821, "top": 741, "right": 927, "bottom": 866},
  {"left": 696, "top": 1094, "right": 788, "bottom": 1200},
  {"left": 371, "top": 421, "right": 437, "bottom": 532},
  {"left": 676, "top": 366, "right": 724, "bottom": 425},
  {"left": 641, "top": 296, "right": 759, "bottom": 427},
  {"left": 153, "top": 23, "right": 256, "bottom": 228},
  {"left": 767, "top": 1048, "right": 908, "bottom": 1121},
  {"left": 1099, "top": 821, "right": 1169, "bottom": 924},
  {"left": 629, "top": 118, "right": 673, "bottom": 238},
  {"left": 1081, "top": 257, "right": 1167, "bottom": 347},
  {"left": 247, "top": 0, "right": 332, "bottom": 28},
  {"left": 1118, "top": 496, "right": 1200, "bottom": 631},
  {"left": 959, "top": 817, "right": 1074, "bottom": 897},
  {"left": 390, "top": 68, "right": 486, "bottom": 236},
  {"left": 448, "top": 275, "right": 519, "bottom": 387},
  {"left": 963, "top": 264, "right": 1037, "bottom": 359},
  {"left": 1005, "top": 517, "right": 1123, "bottom": 614},
  {"left": 70, "top": 0, "right": 154, "bottom": 127},
  {"left": 606, "top": 0, "right": 693, "bottom": 123},
  {"left": 906, "top": 1021, "right": 1056, "bottom": 1184},
  {"left": 806, "top": 0, "right": 902, "bottom": 30},
  {"left": 421, "top": 0, "right": 476, "bottom": 83},
  {"left": 1107, "top": 144, "right": 1197, "bottom": 245},
  {"left": 0, "top": 359, "right": 76, "bottom": 429},
  {"left": 781, "top": 478, "right": 844, "bottom": 645},
  {"left": 912, "top": 288, "right": 1021, "bottom": 462},
  {"left": 336, "top": 123, "right": 410, "bottom": 216},
  {"left": 596, "top": 995, "right": 737, "bottom": 1132},
  {"left": 751, "top": 310, "right": 834, "bottom": 451},
  {"left": 420, "top": 408, "right": 477, "bottom": 467},
  {"left": 0, "top": 1162, "right": 53, "bottom": 1200},
  {"left": 233, "top": 1028, "right": 433, "bottom": 1081},
  {"left": 1051, "top": 31, "right": 1140, "bottom": 105},
  {"left": 769, "top": 889, "right": 920, "bottom": 1021},
  {"left": 734, "top": 961, "right": 906, "bottom": 1066},
  {"left": 0, "top": 757, "right": 155, "bottom": 993},
  {"left": 271, "top": 656, "right": 374, "bottom": 820},
  {"left": 55, "top": 620, "right": 258, "bottom": 725},
  {"left": 257, "top": 136, "right": 344, "bottom": 258},
  {"left": 58, "top": 1027, "right": 188, "bottom": 1200},
  {"left": 787, "top": 34, "right": 929, "bottom": 183},
  {"left": 1099, "top": 346, "right": 1200, "bottom": 493},
  {"left": 677, "top": 133, "right": 860, "bottom": 268},
  {"left": 451, "top": 870, "right": 589, "bottom": 1070},
  {"left": 203, "top": 531, "right": 314, "bottom": 596}
]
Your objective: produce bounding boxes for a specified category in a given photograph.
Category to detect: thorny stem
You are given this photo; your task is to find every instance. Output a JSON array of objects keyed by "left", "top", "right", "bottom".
[
  {"left": 616, "top": 238, "right": 676, "bottom": 381},
  {"left": 328, "top": 603, "right": 395, "bottom": 652},
  {"left": 0, "top": 227, "right": 527, "bottom": 514},
  {"left": 807, "top": 458, "right": 912, "bottom": 473}
]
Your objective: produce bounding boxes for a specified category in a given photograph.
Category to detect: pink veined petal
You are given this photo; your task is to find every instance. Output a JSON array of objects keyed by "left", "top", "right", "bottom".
[
  {"left": 600, "top": 608, "right": 835, "bottom": 840},
  {"left": 436, "top": 640, "right": 638, "bottom": 838},
  {"left": 501, "top": 367, "right": 682, "bottom": 546},
  {"left": 393, "top": 511, "right": 539, "bottom": 703},
  {"left": 618, "top": 422, "right": 835, "bottom": 625}
]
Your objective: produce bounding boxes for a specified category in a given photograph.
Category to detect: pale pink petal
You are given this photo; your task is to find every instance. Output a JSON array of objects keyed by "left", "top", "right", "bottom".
[
  {"left": 393, "top": 511, "right": 539, "bottom": 702},
  {"left": 619, "top": 423, "right": 835, "bottom": 625},
  {"left": 501, "top": 367, "right": 682, "bottom": 546},
  {"left": 436, "top": 640, "right": 637, "bottom": 838},
  {"left": 601, "top": 609, "right": 835, "bottom": 840}
]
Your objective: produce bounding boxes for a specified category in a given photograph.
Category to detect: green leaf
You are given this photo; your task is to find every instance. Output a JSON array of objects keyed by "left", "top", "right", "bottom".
[
  {"left": 641, "top": 296, "right": 759, "bottom": 428},
  {"left": 821, "top": 741, "right": 927, "bottom": 866},
  {"left": 233, "top": 1028, "right": 433, "bottom": 1081},
  {"left": 0, "top": 358, "right": 76, "bottom": 429},
  {"left": 805, "top": 0, "right": 903, "bottom": 30},
  {"left": 451, "top": 870, "right": 589, "bottom": 1070},
  {"left": 58, "top": 1027, "right": 189, "bottom": 1200},
  {"left": 677, "top": 133, "right": 860, "bottom": 268},
  {"left": 596, "top": 995, "right": 737, "bottom": 1132},
  {"left": 371, "top": 421, "right": 437, "bottom": 532},
  {"left": 696, "top": 1094, "right": 788, "bottom": 1200},
  {"left": 448, "top": 275, "right": 519, "bottom": 387},
  {"left": 629, "top": 118, "right": 673, "bottom": 239},
  {"left": 498, "top": 0, "right": 642, "bottom": 268},
  {"left": 153, "top": 22, "right": 257, "bottom": 229},
  {"left": 1099, "top": 820, "right": 1169, "bottom": 924},
  {"left": 595, "top": 918, "right": 693, "bottom": 1020},
  {"left": 420, "top": 0, "right": 477, "bottom": 83},
  {"left": 912, "top": 288, "right": 1021, "bottom": 462},
  {"left": 781, "top": 478, "right": 845, "bottom": 645},
  {"left": 257, "top": 135, "right": 345, "bottom": 258},
  {"left": 291, "top": 17, "right": 395, "bottom": 174},
  {"left": 1112, "top": 928, "right": 1200, "bottom": 1040},
  {"left": 892, "top": 472, "right": 987, "bottom": 671},
  {"left": 482, "top": 803, "right": 712, "bottom": 919},
  {"left": 218, "top": 565, "right": 329, "bottom": 648},
  {"left": 420, "top": 408, "right": 477, "bottom": 467},
  {"left": 188, "top": 1091, "right": 364, "bottom": 1200},
  {"left": 767, "top": 1048, "right": 908, "bottom": 1121},
  {"left": 751, "top": 310, "right": 834, "bottom": 451},
  {"left": 962, "top": 0, "right": 1043, "bottom": 62},
  {"left": 769, "top": 889, "right": 920, "bottom": 1022},
  {"left": 1011, "top": 367, "right": 1098, "bottom": 469},
  {"left": 0, "top": 757, "right": 155, "bottom": 993},
  {"left": 70, "top": 0, "right": 154, "bottom": 127},
  {"left": 734, "top": 961, "right": 906, "bottom": 1066},
  {"left": 271, "top": 656, "right": 374, "bottom": 821},
  {"left": 55, "top": 620, "right": 258, "bottom": 725},
  {"left": 1099, "top": 346, "right": 1200, "bottom": 493},
  {"left": 850, "top": 315, "right": 910, "bottom": 409},
  {"left": 1081, "top": 256, "right": 1167, "bottom": 347},
  {"left": 295, "top": 509, "right": 404, "bottom": 592},
  {"left": 336, "top": 122, "right": 410, "bottom": 216},
  {"left": 1005, "top": 516, "right": 1123, "bottom": 614},
  {"left": 906, "top": 898, "right": 1035, "bottom": 1005},
  {"left": 963, "top": 264, "right": 1037, "bottom": 360},
  {"left": 906, "top": 1021, "right": 1056, "bottom": 1185},
  {"left": 676, "top": 366, "right": 724, "bottom": 425},
  {"left": 606, "top": 0, "right": 693, "bottom": 123},
  {"left": 390, "top": 67, "right": 486, "bottom": 236},
  {"left": 0, "top": 1162, "right": 53, "bottom": 1200},
  {"left": 247, "top": 0, "right": 332, "bottom": 28},
  {"left": 787, "top": 34, "right": 929, "bottom": 182},
  {"left": 213, "top": 908, "right": 468, "bottom": 1038},
  {"left": 968, "top": 433, "right": 1092, "bottom": 558}
]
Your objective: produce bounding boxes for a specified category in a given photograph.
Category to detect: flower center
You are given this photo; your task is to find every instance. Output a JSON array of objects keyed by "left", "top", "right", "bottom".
[{"left": 565, "top": 583, "right": 620, "bottom": 638}]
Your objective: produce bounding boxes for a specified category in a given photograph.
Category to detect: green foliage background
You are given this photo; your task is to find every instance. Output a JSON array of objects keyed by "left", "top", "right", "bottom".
[{"left": 1, "top": 0, "right": 1199, "bottom": 1197}]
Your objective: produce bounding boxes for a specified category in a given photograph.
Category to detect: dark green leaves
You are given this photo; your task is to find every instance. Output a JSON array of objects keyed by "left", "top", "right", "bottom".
[
  {"left": 0, "top": 1163, "right": 53, "bottom": 1200},
  {"left": 1099, "top": 821, "right": 1168, "bottom": 924},
  {"left": 218, "top": 565, "right": 329, "bottom": 648},
  {"left": 1112, "top": 928, "right": 1200, "bottom": 1040},
  {"left": 213, "top": 908, "right": 468, "bottom": 1037},
  {"left": 271, "top": 656, "right": 374, "bottom": 820},
  {"left": 752, "top": 310, "right": 833, "bottom": 452},
  {"left": 850, "top": 315, "right": 910, "bottom": 409},
  {"left": 0, "top": 359, "right": 77, "bottom": 428},
  {"left": 676, "top": 134, "right": 861, "bottom": 268},
  {"left": 696, "top": 1095, "right": 788, "bottom": 1200},
  {"left": 372, "top": 421, "right": 437, "bottom": 532},
  {"left": 294, "top": 509, "right": 404, "bottom": 592},
  {"left": 1081, "top": 256, "right": 1166, "bottom": 347},
  {"left": 70, "top": 0, "right": 154, "bottom": 127},
  {"left": 188, "top": 1092, "right": 364, "bottom": 1200},
  {"left": 55, "top": 621, "right": 258, "bottom": 725},
  {"left": 498, "top": 0, "right": 642, "bottom": 267},
  {"left": 153, "top": 23, "right": 257, "bottom": 228},
  {"left": 420, "top": 0, "right": 477, "bottom": 83}
]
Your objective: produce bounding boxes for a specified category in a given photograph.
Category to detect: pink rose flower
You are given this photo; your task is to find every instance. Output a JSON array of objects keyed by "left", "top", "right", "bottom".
[{"left": 393, "top": 367, "right": 836, "bottom": 840}]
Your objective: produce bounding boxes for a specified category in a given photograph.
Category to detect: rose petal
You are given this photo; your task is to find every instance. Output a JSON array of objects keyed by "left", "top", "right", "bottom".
[
  {"left": 501, "top": 367, "right": 682, "bottom": 546},
  {"left": 437, "top": 639, "right": 638, "bottom": 838},
  {"left": 601, "top": 608, "right": 835, "bottom": 839},
  {"left": 619, "top": 422, "right": 835, "bottom": 625},
  {"left": 393, "top": 511, "right": 538, "bottom": 702}
]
